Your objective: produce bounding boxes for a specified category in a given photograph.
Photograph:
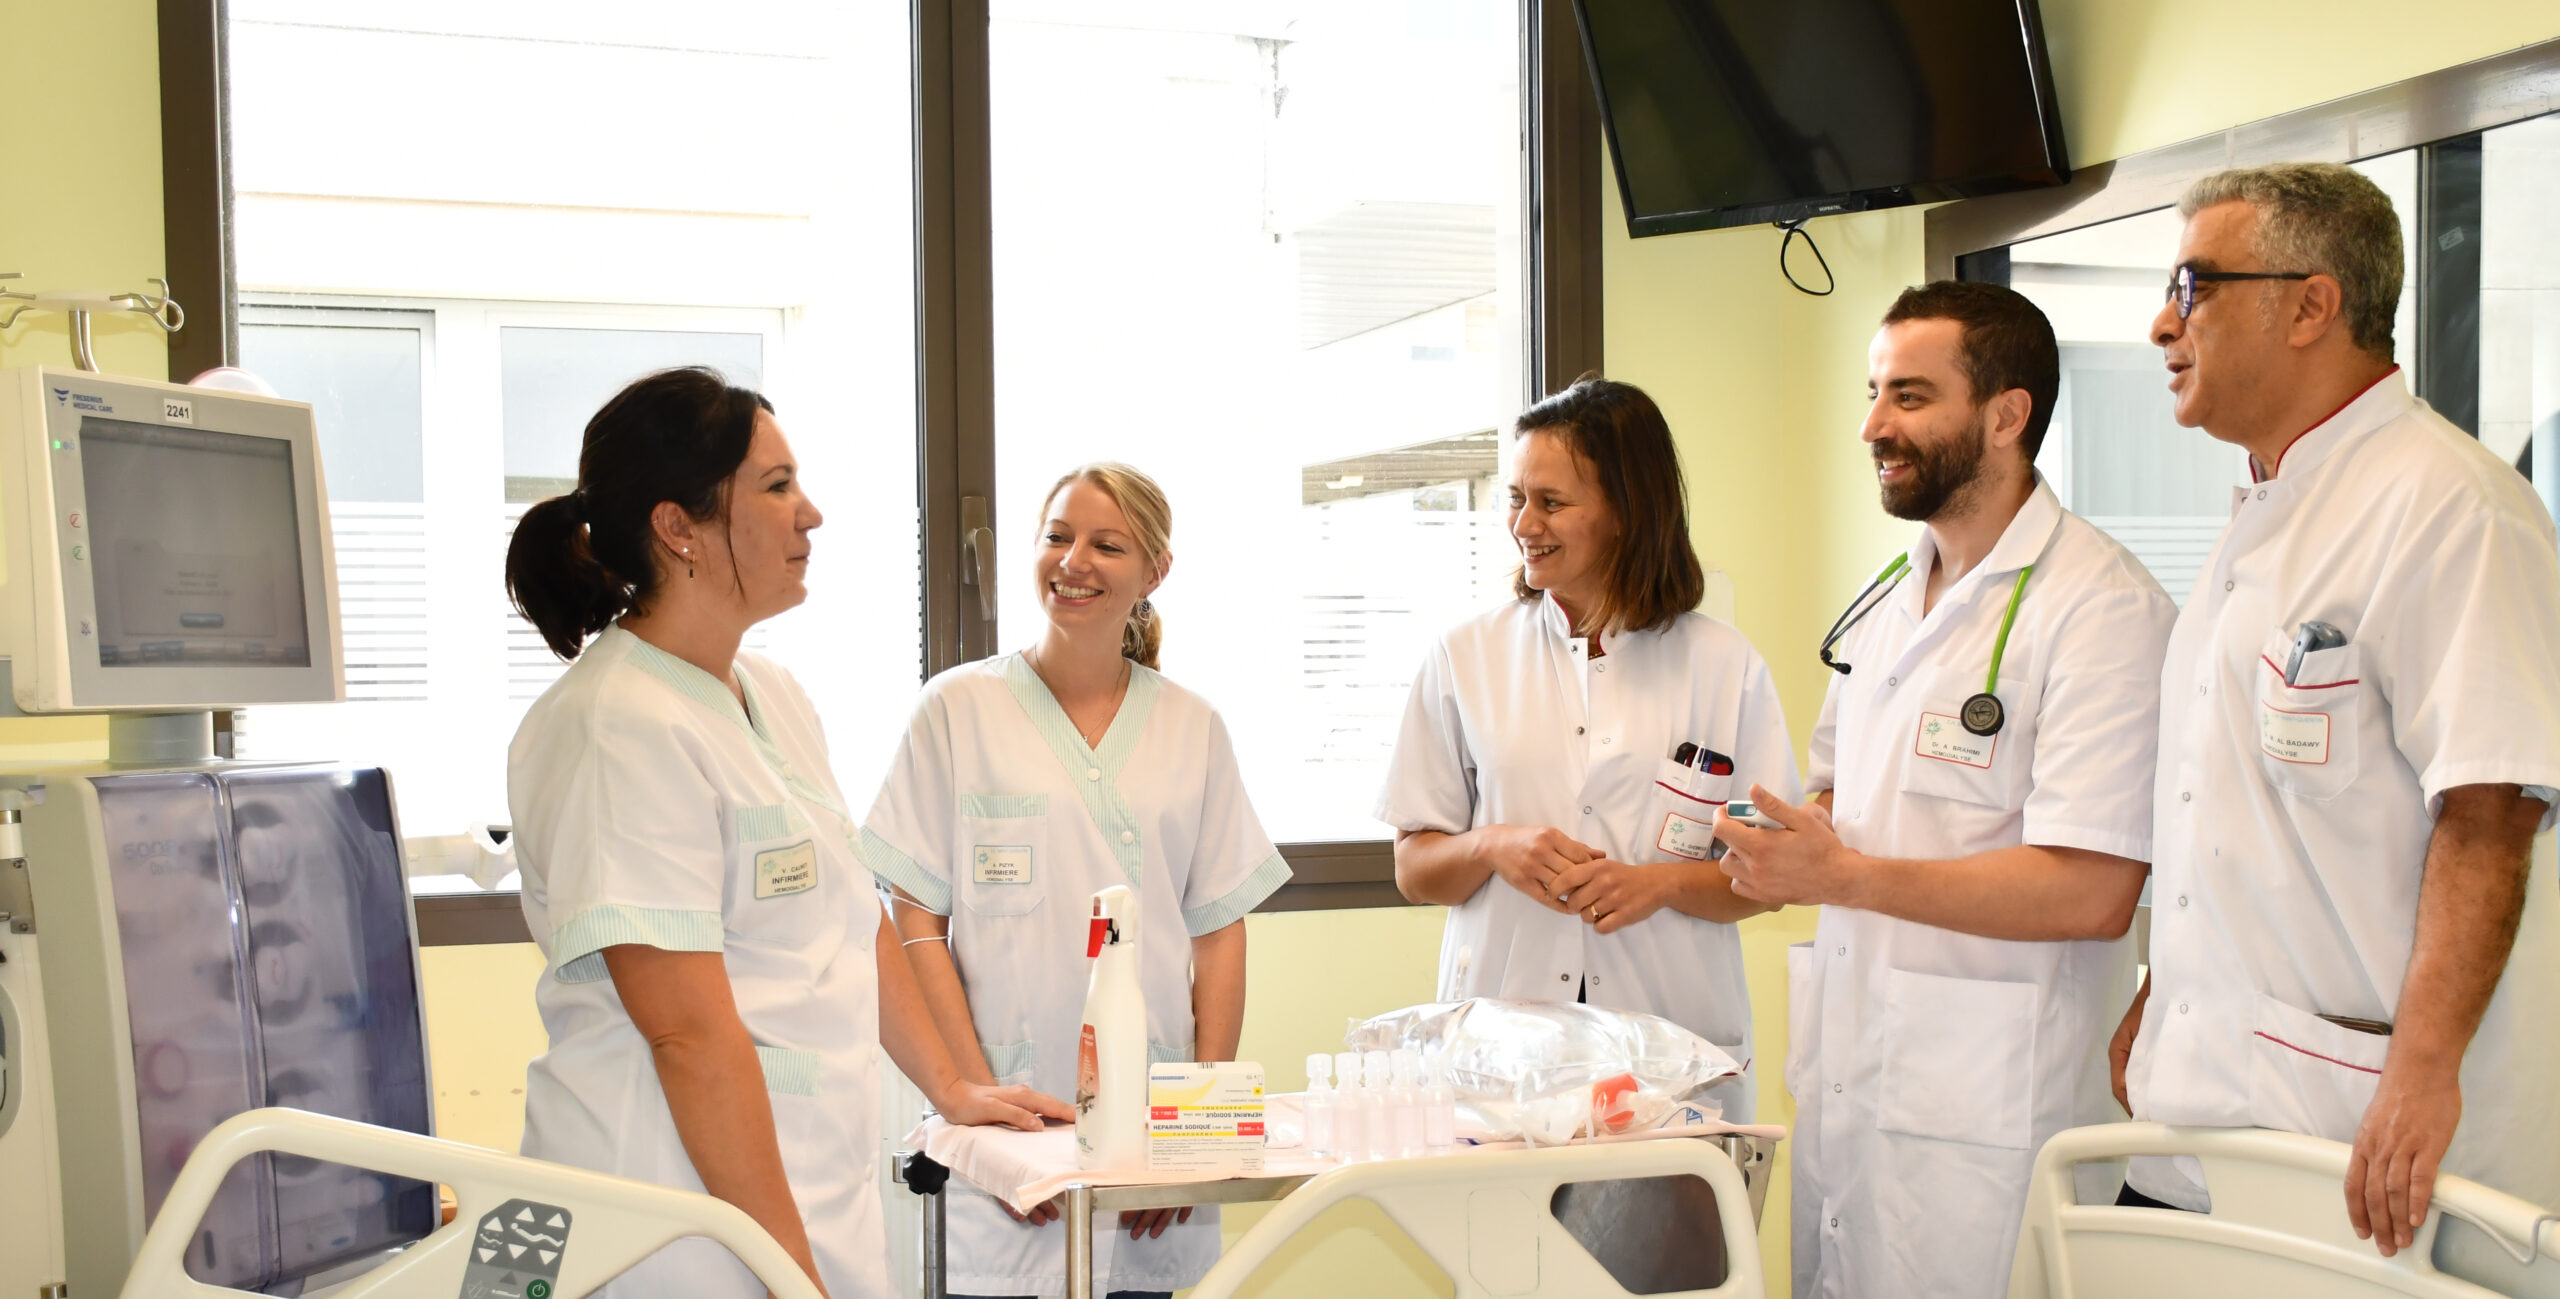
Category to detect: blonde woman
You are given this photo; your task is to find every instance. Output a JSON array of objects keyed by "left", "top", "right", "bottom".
[{"left": 858, "top": 463, "right": 1291, "bottom": 1299}]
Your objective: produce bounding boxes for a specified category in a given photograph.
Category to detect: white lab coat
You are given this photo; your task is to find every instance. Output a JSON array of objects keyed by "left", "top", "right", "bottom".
[
  {"left": 1793, "top": 480, "right": 2174, "bottom": 1298},
  {"left": 2126, "top": 370, "right": 2560, "bottom": 1226},
  {"left": 857, "top": 653, "right": 1291, "bottom": 1296},
  {"left": 510, "top": 626, "right": 889, "bottom": 1299},
  {"left": 1375, "top": 593, "right": 1801, "bottom": 1120}
]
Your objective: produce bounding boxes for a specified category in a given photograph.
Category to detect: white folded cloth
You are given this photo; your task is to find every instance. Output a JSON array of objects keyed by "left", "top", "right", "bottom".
[{"left": 907, "top": 1097, "right": 1783, "bottom": 1213}]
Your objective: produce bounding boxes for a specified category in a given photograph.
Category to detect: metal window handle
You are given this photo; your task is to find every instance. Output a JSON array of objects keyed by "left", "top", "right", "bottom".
[{"left": 959, "top": 495, "right": 996, "bottom": 623}]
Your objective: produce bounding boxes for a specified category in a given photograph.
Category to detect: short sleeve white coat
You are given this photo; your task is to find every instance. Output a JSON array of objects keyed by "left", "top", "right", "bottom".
[
  {"left": 1375, "top": 593, "right": 1802, "bottom": 1121},
  {"left": 2128, "top": 371, "right": 2560, "bottom": 1225},
  {"left": 1791, "top": 480, "right": 2175, "bottom": 1299},
  {"left": 509, "top": 626, "right": 889, "bottom": 1299},
  {"left": 857, "top": 652, "right": 1290, "bottom": 1296}
]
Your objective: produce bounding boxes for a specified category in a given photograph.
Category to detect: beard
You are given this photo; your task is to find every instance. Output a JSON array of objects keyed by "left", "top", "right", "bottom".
[{"left": 1874, "top": 408, "right": 1990, "bottom": 522}]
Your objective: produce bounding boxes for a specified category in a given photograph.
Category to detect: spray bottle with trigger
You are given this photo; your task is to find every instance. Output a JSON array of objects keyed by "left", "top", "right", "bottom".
[{"left": 1075, "top": 884, "right": 1147, "bottom": 1169}]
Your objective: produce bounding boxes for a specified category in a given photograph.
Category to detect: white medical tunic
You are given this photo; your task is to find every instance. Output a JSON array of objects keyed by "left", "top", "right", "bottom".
[
  {"left": 857, "top": 653, "right": 1291, "bottom": 1296},
  {"left": 1793, "top": 480, "right": 2174, "bottom": 1298},
  {"left": 1376, "top": 593, "right": 1801, "bottom": 1121},
  {"left": 511, "top": 626, "right": 888, "bottom": 1299},
  {"left": 2126, "top": 371, "right": 2560, "bottom": 1219}
]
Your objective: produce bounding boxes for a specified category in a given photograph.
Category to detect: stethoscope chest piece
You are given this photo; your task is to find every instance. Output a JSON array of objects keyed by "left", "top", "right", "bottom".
[{"left": 1960, "top": 691, "right": 2006, "bottom": 737}]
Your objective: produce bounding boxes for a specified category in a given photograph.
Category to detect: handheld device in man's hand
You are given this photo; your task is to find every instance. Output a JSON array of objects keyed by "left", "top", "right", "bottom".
[
  {"left": 1724, "top": 799, "right": 1783, "bottom": 830},
  {"left": 1709, "top": 799, "right": 1784, "bottom": 860}
]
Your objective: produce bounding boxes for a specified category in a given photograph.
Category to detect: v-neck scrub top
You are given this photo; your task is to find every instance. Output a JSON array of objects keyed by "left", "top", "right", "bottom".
[
  {"left": 510, "top": 626, "right": 889, "bottom": 1299},
  {"left": 1375, "top": 594, "right": 1802, "bottom": 1122},
  {"left": 857, "top": 652, "right": 1291, "bottom": 1296}
]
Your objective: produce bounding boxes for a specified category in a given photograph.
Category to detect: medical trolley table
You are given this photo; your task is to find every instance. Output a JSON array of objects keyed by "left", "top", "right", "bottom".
[{"left": 894, "top": 1129, "right": 1776, "bottom": 1299}]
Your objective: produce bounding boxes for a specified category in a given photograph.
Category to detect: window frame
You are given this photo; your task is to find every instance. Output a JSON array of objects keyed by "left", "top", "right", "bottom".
[{"left": 165, "top": 0, "right": 1609, "bottom": 941}]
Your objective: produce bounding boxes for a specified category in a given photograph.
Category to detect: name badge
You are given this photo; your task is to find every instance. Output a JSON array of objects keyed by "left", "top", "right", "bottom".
[
  {"left": 2259, "top": 702, "right": 2331, "bottom": 764},
  {"left": 1913, "top": 711, "right": 1995, "bottom": 768},
  {"left": 974, "top": 845, "right": 1033, "bottom": 885},
  {"left": 1657, "top": 809, "right": 1717, "bottom": 861},
  {"left": 754, "top": 840, "right": 818, "bottom": 899}
]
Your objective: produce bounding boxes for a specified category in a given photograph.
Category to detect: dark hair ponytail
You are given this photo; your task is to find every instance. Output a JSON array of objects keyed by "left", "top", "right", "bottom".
[{"left": 505, "top": 366, "right": 771, "bottom": 660}]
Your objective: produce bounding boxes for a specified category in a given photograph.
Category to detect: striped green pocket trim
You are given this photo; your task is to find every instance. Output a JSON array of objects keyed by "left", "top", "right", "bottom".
[
  {"left": 732, "top": 804, "right": 808, "bottom": 845},
  {"left": 755, "top": 1045, "right": 821, "bottom": 1097},
  {"left": 734, "top": 802, "right": 810, "bottom": 842},
  {"left": 550, "top": 904, "right": 724, "bottom": 984},
  {"left": 958, "top": 792, "right": 1049, "bottom": 819}
]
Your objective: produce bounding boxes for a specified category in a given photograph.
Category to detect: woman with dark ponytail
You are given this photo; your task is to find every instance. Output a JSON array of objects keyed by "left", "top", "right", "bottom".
[
  {"left": 505, "top": 368, "right": 1071, "bottom": 1299},
  {"left": 855, "top": 463, "right": 1290, "bottom": 1299}
]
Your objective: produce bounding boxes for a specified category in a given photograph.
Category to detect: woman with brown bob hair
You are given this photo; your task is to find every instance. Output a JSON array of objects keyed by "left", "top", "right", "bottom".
[{"left": 1375, "top": 375, "right": 1802, "bottom": 1120}]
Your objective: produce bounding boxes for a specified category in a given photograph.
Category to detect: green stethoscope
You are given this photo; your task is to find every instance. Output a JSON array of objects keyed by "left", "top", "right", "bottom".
[{"left": 1819, "top": 553, "right": 2035, "bottom": 738}]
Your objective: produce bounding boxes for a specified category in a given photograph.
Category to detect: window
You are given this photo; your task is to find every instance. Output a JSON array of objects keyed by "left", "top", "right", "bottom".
[
  {"left": 987, "top": 1, "right": 1526, "bottom": 841},
  {"left": 2482, "top": 112, "right": 2560, "bottom": 521},
  {"left": 2001, "top": 154, "right": 2420, "bottom": 600},
  {"left": 200, "top": 1, "right": 1593, "bottom": 907},
  {"left": 225, "top": 2, "right": 919, "bottom": 868},
  {"left": 238, "top": 307, "right": 430, "bottom": 704}
]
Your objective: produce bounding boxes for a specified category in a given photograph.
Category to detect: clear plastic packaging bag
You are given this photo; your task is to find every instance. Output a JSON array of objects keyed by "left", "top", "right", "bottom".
[{"left": 1345, "top": 998, "right": 1742, "bottom": 1146}]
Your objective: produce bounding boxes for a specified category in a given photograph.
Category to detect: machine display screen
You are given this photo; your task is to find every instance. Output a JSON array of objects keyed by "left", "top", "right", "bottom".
[{"left": 77, "top": 417, "right": 313, "bottom": 669}]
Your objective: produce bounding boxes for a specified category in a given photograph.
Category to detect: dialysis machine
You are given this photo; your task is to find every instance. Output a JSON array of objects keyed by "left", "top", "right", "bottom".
[{"left": 0, "top": 364, "right": 437, "bottom": 1296}]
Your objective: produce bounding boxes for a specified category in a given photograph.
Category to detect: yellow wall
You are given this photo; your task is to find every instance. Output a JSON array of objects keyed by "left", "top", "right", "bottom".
[
  {"left": 0, "top": 0, "right": 164, "bottom": 758},
  {"left": 13, "top": 1, "right": 2560, "bottom": 1296},
  {"left": 1611, "top": 4, "right": 2560, "bottom": 1293}
]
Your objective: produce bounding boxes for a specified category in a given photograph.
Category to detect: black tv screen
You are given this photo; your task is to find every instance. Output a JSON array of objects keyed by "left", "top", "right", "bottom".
[{"left": 1576, "top": 0, "right": 2070, "bottom": 236}]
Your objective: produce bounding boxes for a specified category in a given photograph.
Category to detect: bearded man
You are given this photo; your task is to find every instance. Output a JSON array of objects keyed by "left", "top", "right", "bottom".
[{"left": 1714, "top": 280, "right": 2178, "bottom": 1296}]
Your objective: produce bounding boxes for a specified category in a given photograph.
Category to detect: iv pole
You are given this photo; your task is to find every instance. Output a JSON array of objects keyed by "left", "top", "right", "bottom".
[{"left": 0, "top": 274, "right": 187, "bottom": 372}]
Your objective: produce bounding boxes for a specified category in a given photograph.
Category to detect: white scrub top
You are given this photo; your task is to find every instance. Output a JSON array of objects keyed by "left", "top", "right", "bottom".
[
  {"left": 857, "top": 653, "right": 1291, "bottom": 1296},
  {"left": 511, "top": 626, "right": 888, "bottom": 1299},
  {"left": 1792, "top": 479, "right": 2174, "bottom": 1299},
  {"left": 1375, "top": 593, "right": 1801, "bottom": 1120},
  {"left": 2126, "top": 370, "right": 2560, "bottom": 1218}
]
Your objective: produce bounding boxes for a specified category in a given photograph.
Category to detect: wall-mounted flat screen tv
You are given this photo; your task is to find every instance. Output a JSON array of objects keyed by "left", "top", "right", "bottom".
[{"left": 1576, "top": 0, "right": 2071, "bottom": 236}]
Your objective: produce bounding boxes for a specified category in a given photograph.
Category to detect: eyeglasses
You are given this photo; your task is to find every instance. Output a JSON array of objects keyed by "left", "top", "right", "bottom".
[{"left": 2165, "top": 265, "right": 2314, "bottom": 319}]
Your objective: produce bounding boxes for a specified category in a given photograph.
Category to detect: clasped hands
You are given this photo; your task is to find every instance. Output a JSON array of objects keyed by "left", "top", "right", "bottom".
[{"left": 1484, "top": 823, "right": 1669, "bottom": 934}]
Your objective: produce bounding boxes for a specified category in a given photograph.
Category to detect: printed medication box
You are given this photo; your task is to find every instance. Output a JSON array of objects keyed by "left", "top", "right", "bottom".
[{"left": 1146, "top": 1063, "right": 1266, "bottom": 1173}]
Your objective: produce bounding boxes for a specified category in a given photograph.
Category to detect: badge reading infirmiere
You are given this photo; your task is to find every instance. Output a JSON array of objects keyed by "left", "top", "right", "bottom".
[
  {"left": 974, "top": 845, "right": 1033, "bottom": 885},
  {"left": 755, "top": 840, "right": 818, "bottom": 899}
]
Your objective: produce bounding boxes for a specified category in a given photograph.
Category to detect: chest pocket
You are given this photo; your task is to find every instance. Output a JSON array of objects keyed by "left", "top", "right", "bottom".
[
  {"left": 2255, "top": 635, "right": 2361, "bottom": 801},
  {"left": 729, "top": 802, "right": 831, "bottom": 950},
  {"left": 959, "top": 793, "right": 1049, "bottom": 918},
  {"left": 1643, "top": 759, "right": 1730, "bottom": 863},
  {"left": 1897, "top": 700, "right": 2026, "bottom": 812}
]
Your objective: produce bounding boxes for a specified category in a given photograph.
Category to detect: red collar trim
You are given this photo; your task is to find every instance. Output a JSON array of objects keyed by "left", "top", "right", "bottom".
[{"left": 2254, "top": 365, "right": 2399, "bottom": 484}]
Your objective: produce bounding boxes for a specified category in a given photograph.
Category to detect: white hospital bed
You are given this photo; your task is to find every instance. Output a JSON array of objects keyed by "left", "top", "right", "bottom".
[
  {"left": 1186, "top": 1136, "right": 1765, "bottom": 1299},
  {"left": 2010, "top": 1123, "right": 2560, "bottom": 1299},
  {"left": 118, "top": 1107, "right": 824, "bottom": 1299}
]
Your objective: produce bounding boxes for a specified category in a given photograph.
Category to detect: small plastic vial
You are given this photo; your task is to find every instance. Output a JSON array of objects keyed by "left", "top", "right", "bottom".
[
  {"left": 1391, "top": 1049, "right": 1428, "bottom": 1159},
  {"left": 1424, "top": 1051, "right": 1457, "bottom": 1152},
  {"left": 1332, "top": 1051, "right": 1369, "bottom": 1162},
  {"left": 1363, "top": 1051, "right": 1397, "bottom": 1161},
  {"left": 1304, "top": 1053, "right": 1336, "bottom": 1159}
]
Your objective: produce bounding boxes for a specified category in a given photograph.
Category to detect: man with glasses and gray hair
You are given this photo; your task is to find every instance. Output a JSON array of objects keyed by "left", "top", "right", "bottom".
[{"left": 2114, "top": 161, "right": 2560, "bottom": 1273}]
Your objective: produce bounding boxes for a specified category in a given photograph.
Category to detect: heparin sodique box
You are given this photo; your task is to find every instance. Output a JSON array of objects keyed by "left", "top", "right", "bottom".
[{"left": 1145, "top": 1063, "right": 1266, "bottom": 1173}]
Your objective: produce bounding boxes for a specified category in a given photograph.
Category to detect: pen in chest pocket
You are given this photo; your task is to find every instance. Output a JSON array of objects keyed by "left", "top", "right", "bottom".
[{"left": 1669, "top": 741, "right": 1734, "bottom": 776}]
